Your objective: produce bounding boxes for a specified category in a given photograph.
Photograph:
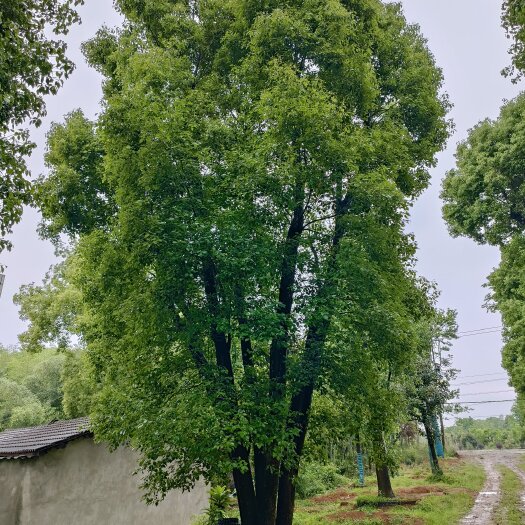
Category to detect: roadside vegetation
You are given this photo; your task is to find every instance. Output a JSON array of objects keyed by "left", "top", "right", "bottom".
[
  {"left": 493, "top": 466, "right": 523, "bottom": 525},
  {"left": 293, "top": 456, "right": 485, "bottom": 525},
  {"left": 447, "top": 415, "right": 525, "bottom": 450}
]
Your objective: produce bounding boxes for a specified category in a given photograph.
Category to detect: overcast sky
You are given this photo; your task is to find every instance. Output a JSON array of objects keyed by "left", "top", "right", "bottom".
[{"left": 0, "top": 1, "right": 522, "bottom": 420}]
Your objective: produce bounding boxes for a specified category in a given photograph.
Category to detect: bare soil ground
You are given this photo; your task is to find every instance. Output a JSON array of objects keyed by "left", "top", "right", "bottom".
[{"left": 460, "top": 449, "right": 525, "bottom": 524}]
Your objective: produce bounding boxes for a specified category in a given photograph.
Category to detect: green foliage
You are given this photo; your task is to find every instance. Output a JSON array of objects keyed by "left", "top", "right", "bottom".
[
  {"left": 0, "top": 376, "right": 53, "bottom": 429},
  {"left": 0, "top": 0, "right": 83, "bottom": 256},
  {"left": 502, "top": 0, "right": 525, "bottom": 80},
  {"left": 404, "top": 309, "right": 460, "bottom": 430},
  {"left": 14, "top": 259, "right": 84, "bottom": 352},
  {"left": 205, "top": 486, "right": 233, "bottom": 525},
  {"left": 442, "top": 93, "right": 525, "bottom": 426},
  {"left": 22, "top": 353, "right": 65, "bottom": 411},
  {"left": 0, "top": 346, "right": 93, "bottom": 429},
  {"left": 295, "top": 462, "right": 347, "bottom": 499},
  {"left": 398, "top": 444, "right": 430, "bottom": 467},
  {"left": 31, "top": 0, "right": 449, "bottom": 520},
  {"left": 61, "top": 350, "right": 97, "bottom": 418},
  {"left": 448, "top": 416, "right": 525, "bottom": 450},
  {"left": 442, "top": 94, "right": 525, "bottom": 246}
]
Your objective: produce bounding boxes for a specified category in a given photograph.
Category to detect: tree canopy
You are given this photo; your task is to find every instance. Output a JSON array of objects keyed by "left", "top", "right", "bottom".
[
  {"left": 442, "top": 88, "right": 525, "bottom": 422},
  {"left": 31, "top": 1, "right": 449, "bottom": 523},
  {"left": 0, "top": 0, "right": 82, "bottom": 255},
  {"left": 502, "top": 0, "right": 525, "bottom": 79},
  {"left": 442, "top": 94, "right": 525, "bottom": 246}
]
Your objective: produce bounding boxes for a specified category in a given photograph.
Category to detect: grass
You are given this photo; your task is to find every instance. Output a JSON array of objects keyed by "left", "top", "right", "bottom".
[
  {"left": 493, "top": 466, "right": 523, "bottom": 525},
  {"left": 293, "top": 457, "right": 485, "bottom": 524}
]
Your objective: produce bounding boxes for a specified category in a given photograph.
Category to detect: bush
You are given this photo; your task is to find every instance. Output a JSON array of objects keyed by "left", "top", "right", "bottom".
[
  {"left": 399, "top": 444, "right": 429, "bottom": 466},
  {"left": 191, "top": 486, "right": 235, "bottom": 525},
  {"left": 296, "top": 462, "right": 347, "bottom": 499}
]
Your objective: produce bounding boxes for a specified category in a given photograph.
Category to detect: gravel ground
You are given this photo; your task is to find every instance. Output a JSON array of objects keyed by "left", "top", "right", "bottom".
[{"left": 459, "top": 449, "right": 525, "bottom": 524}]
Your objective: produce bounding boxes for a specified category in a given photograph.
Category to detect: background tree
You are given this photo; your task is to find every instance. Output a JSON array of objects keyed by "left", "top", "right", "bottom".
[
  {"left": 442, "top": 93, "right": 525, "bottom": 426},
  {"left": 0, "top": 0, "right": 82, "bottom": 256},
  {"left": 405, "top": 309, "right": 460, "bottom": 475},
  {"left": 33, "top": 1, "right": 449, "bottom": 523},
  {"left": 448, "top": 414, "right": 525, "bottom": 450},
  {"left": 502, "top": 0, "right": 525, "bottom": 79},
  {"left": 0, "top": 346, "right": 67, "bottom": 429}
]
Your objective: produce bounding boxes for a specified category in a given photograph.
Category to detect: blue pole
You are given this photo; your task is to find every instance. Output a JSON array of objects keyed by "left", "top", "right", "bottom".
[
  {"left": 433, "top": 416, "right": 445, "bottom": 458},
  {"left": 356, "top": 449, "right": 365, "bottom": 486}
]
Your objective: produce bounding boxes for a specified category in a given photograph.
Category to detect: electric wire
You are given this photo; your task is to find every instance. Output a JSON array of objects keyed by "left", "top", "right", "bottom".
[
  {"left": 455, "top": 389, "right": 514, "bottom": 396},
  {"left": 457, "top": 326, "right": 502, "bottom": 335},
  {"left": 452, "top": 378, "right": 509, "bottom": 387}
]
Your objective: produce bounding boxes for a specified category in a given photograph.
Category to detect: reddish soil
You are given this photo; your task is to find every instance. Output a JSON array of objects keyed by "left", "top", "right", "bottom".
[
  {"left": 325, "top": 510, "right": 369, "bottom": 522},
  {"left": 311, "top": 488, "right": 356, "bottom": 503},
  {"left": 396, "top": 485, "right": 444, "bottom": 496}
]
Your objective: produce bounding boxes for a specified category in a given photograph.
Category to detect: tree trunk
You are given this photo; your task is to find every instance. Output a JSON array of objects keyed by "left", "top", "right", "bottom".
[
  {"left": 254, "top": 447, "right": 279, "bottom": 525},
  {"left": 232, "top": 457, "right": 258, "bottom": 525},
  {"left": 275, "top": 469, "right": 296, "bottom": 525},
  {"left": 423, "top": 419, "right": 442, "bottom": 475},
  {"left": 375, "top": 465, "right": 395, "bottom": 498}
]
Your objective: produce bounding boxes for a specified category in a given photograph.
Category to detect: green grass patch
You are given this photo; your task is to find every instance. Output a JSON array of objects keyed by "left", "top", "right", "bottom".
[
  {"left": 293, "top": 458, "right": 485, "bottom": 524},
  {"left": 493, "top": 466, "right": 524, "bottom": 525},
  {"left": 355, "top": 495, "right": 405, "bottom": 508}
]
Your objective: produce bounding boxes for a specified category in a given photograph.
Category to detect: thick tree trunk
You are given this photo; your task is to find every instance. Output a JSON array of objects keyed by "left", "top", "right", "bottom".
[
  {"left": 232, "top": 446, "right": 258, "bottom": 525},
  {"left": 423, "top": 419, "right": 442, "bottom": 475},
  {"left": 254, "top": 447, "right": 279, "bottom": 525},
  {"left": 376, "top": 465, "right": 395, "bottom": 498},
  {"left": 275, "top": 469, "right": 296, "bottom": 525}
]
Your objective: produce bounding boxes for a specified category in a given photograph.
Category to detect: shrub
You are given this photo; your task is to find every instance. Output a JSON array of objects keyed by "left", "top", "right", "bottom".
[
  {"left": 399, "top": 444, "right": 429, "bottom": 466},
  {"left": 296, "top": 462, "right": 347, "bottom": 499}
]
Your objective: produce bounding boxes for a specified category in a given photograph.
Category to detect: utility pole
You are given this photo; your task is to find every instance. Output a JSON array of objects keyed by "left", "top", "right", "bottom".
[{"left": 0, "top": 273, "right": 4, "bottom": 298}]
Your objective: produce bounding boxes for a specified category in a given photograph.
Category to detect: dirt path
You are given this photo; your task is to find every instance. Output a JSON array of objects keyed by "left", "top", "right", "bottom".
[{"left": 460, "top": 449, "right": 525, "bottom": 524}]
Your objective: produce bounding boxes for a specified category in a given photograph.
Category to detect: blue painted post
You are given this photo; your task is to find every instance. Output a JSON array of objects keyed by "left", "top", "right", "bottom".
[
  {"left": 356, "top": 441, "right": 365, "bottom": 487},
  {"left": 433, "top": 416, "right": 445, "bottom": 458}
]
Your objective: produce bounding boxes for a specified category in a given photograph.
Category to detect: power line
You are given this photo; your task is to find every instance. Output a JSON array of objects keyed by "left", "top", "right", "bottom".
[
  {"left": 449, "top": 414, "right": 512, "bottom": 420},
  {"left": 448, "top": 400, "right": 515, "bottom": 405},
  {"left": 456, "top": 389, "right": 514, "bottom": 397},
  {"left": 457, "top": 330, "right": 502, "bottom": 339},
  {"left": 457, "top": 326, "right": 502, "bottom": 335},
  {"left": 457, "top": 372, "right": 507, "bottom": 379},
  {"left": 453, "top": 378, "right": 509, "bottom": 387}
]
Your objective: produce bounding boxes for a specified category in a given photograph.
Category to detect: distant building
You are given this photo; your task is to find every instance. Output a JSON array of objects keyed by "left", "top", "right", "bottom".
[{"left": 0, "top": 418, "right": 207, "bottom": 525}]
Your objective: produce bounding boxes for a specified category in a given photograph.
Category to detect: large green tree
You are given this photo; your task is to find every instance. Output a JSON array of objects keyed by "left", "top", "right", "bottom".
[
  {"left": 441, "top": 94, "right": 525, "bottom": 419},
  {"left": 0, "top": 0, "right": 82, "bottom": 255},
  {"left": 34, "top": 1, "right": 448, "bottom": 523}
]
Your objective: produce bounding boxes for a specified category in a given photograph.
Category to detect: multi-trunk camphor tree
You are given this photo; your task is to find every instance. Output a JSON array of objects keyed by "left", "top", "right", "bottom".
[
  {"left": 0, "top": 0, "right": 82, "bottom": 256},
  {"left": 442, "top": 94, "right": 525, "bottom": 424},
  {"left": 34, "top": 1, "right": 449, "bottom": 523}
]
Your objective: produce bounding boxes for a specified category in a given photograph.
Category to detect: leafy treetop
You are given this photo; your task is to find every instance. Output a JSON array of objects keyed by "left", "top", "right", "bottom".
[{"left": 0, "top": 0, "right": 83, "bottom": 255}]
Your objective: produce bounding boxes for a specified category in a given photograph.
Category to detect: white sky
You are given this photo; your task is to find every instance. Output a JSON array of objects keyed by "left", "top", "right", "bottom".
[{"left": 0, "top": 1, "right": 522, "bottom": 420}]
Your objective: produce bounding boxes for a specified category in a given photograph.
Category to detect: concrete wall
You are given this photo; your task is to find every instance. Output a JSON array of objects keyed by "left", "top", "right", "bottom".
[{"left": 0, "top": 437, "right": 208, "bottom": 525}]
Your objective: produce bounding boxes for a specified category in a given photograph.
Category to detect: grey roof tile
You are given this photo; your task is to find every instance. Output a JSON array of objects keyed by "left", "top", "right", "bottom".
[{"left": 0, "top": 417, "right": 91, "bottom": 458}]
